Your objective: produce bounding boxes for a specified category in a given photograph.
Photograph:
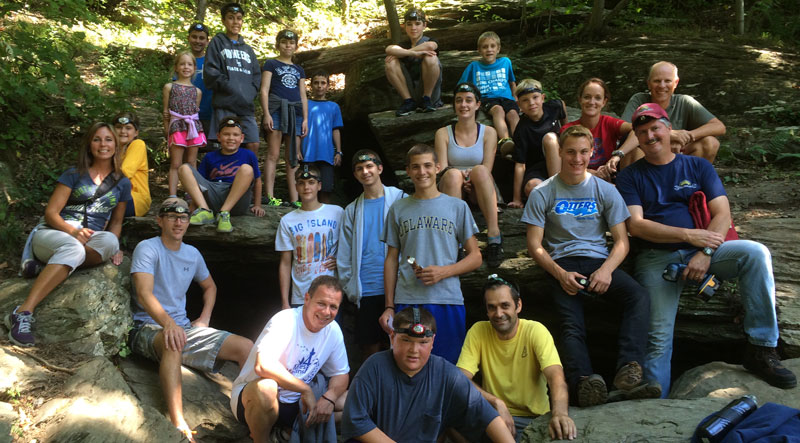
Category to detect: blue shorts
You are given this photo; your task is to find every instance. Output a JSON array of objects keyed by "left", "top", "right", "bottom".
[
  {"left": 395, "top": 303, "right": 465, "bottom": 364},
  {"left": 269, "top": 110, "right": 304, "bottom": 137}
]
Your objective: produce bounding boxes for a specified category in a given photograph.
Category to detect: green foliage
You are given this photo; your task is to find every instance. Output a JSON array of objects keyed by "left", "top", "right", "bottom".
[
  {"left": 719, "top": 130, "right": 800, "bottom": 166},
  {"left": 99, "top": 44, "right": 171, "bottom": 107},
  {"left": 749, "top": 0, "right": 800, "bottom": 45}
]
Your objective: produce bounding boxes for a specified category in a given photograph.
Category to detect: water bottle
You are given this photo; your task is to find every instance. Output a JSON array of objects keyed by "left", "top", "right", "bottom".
[{"left": 695, "top": 395, "right": 758, "bottom": 442}]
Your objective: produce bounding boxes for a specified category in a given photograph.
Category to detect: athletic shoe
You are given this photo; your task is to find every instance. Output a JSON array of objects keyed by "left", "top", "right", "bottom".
[
  {"left": 743, "top": 343, "right": 797, "bottom": 389},
  {"left": 613, "top": 361, "right": 643, "bottom": 391},
  {"left": 396, "top": 99, "right": 416, "bottom": 117},
  {"left": 292, "top": 201, "right": 301, "bottom": 209},
  {"left": 419, "top": 96, "right": 436, "bottom": 113},
  {"left": 485, "top": 242, "right": 504, "bottom": 268},
  {"left": 266, "top": 196, "right": 283, "bottom": 207},
  {"left": 607, "top": 380, "right": 662, "bottom": 402},
  {"left": 21, "top": 258, "right": 44, "bottom": 279},
  {"left": 216, "top": 211, "right": 233, "bottom": 233},
  {"left": 5, "top": 307, "right": 35, "bottom": 347},
  {"left": 189, "top": 208, "right": 214, "bottom": 225},
  {"left": 499, "top": 137, "right": 515, "bottom": 157},
  {"left": 576, "top": 374, "right": 607, "bottom": 407}
]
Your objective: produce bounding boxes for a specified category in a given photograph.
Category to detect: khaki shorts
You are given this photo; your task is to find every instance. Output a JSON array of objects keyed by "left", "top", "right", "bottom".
[{"left": 130, "top": 322, "right": 231, "bottom": 373}]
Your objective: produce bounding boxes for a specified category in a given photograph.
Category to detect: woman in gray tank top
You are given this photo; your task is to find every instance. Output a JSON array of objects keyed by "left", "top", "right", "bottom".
[{"left": 434, "top": 82, "right": 504, "bottom": 268}]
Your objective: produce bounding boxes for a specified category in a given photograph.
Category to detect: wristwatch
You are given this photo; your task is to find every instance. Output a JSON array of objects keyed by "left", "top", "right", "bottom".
[
  {"left": 702, "top": 247, "right": 714, "bottom": 256},
  {"left": 612, "top": 150, "right": 625, "bottom": 159},
  {"left": 335, "top": 151, "right": 343, "bottom": 156}
]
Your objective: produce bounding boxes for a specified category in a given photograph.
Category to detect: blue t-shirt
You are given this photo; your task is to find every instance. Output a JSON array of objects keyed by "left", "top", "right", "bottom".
[
  {"left": 57, "top": 168, "right": 132, "bottom": 232},
  {"left": 359, "top": 196, "right": 385, "bottom": 297},
  {"left": 194, "top": 55, "right": 213, "bottom": 121},
  {"left": 261, "top": 59, "right": 306, "bottom": 102},
  {"left": 458, "top": 57, "right": 516, "bottom": 100},
  {"left": 616, "top": 154, "right": 726, "bottom": 250},
  {"left": 198, "top": 148, "right": 261, "bottom": 184},
  {"left": 301, "top": 100, "right": 344, "bottom": 164},
  {"left": 131, "top": 237, "right": 210, "bottom": 327}
]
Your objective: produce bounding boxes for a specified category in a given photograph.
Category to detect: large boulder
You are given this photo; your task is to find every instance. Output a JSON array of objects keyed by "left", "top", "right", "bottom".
[
  {"left": 670, "top": 359, "right": 800, "bottom": 409},
  {"left": 119, "top": 355, "right": 249, "bottom": 442},
  {"left": 0, "top": 259, "right": 133, "bottom": 356},
  {"left": 521, "top": 397, "right": 729, "bottom": 442}
]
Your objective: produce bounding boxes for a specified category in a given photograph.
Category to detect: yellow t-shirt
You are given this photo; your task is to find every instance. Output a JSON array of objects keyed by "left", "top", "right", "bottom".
[
  {"left": 456, "top": 319, "right": 561, "bottom": 417},
  {"left": 120, "top": 139, "right": 151, "bottom": 216}
]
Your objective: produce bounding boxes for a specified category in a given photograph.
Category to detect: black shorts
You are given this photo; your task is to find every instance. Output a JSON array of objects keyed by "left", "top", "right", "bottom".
[
  {"left": 356, "top": 296, "right": 389, "bottom": 346},
  {"left": 301, "top": 161, "right": 334, "bottom": 193},
  {"left": 482, "top": 97, "right": 520, "bottom": 115},
  {"left": 236, "top": 385, "right": 300, "bottom": 429},
  {"left": 523, "top": 161, "right": 549, "bottom": 190}
]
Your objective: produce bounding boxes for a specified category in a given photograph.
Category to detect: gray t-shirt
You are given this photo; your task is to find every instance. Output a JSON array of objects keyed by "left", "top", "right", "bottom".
[
  {"left": 131, "top": 237, "right": 210, "bottom": 327},
  {"left": 621, "top": 93, "right": 716, "bottom": 131},
  {"left": 521, "top": 174, "right": 629, "bottom": 260},
  {"left": 382, "top": 194, "right": 478, "bottom": 305}
]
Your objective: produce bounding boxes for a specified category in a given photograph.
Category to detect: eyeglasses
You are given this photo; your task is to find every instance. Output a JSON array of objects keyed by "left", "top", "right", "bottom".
[{"left": 165, "top": 214, "right": 189, "bottom": 223}]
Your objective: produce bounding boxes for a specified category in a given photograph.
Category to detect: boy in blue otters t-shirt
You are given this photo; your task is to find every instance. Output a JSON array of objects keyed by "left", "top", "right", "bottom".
[{"left": 178, "top": 116, "right": 264, "bottom": 233}]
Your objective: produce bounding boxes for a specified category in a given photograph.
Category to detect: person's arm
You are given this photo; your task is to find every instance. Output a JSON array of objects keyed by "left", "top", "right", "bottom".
[
  {"left": 433, "top": 127, "right": 450, "bottom": 170},
  {"left": 190, "top": 275, "right": 216, "bottom": 327},
  {"left": 120, "top": 141, "right": 145, "bottom": 179},
  {"left": 380, "top": 246, "right": 399, "bottom": 334},
  {"left": 509, "top": 162, "right": 526, "bottom": 208},
  {"left": 625, "top": 204, "right": 725, "bottom": 250},
  {"left": 132, "top": 272, "right": 187, "bottom": 351},
  {"left": 259, "top": 70, "right": 273, "bottom": 131},
  {"left": 681, "top": 195, "right": 732, "bottom": 282},
  {"left": 542, "top": 365, "right": 576, "bottom": 441},
  {"left": 195, "top": 87, "right": 202, "bottom": 108},
  {"left": 253, "top": 350, "right": 317, "bottom": 416},
  {"left": 416, "top": 235, "right": 481, "bottom": 286},
  {"left": 278, "top": 250, "right": 292, "bottom": 310},
  {"left": 299, "top": 76, "right": 309, "bottom": 138},
  {"left": 586, "top": 221, "right": 628, "bottom": 294},
  {"left": 337, "top": 207, "right": 354, "bottom": 288},
  {"left": 43, "top": 183, "right": 92, "bottom": 241},
  {"left": 526, "top": 225, "right": 584, "bottom": 295},
  {"left": 162, "top": 83, "right": 172, "bottom": 137},
  {"left": 333, "top": 128, "right": 342, "bottom": 166},
  {"left": 605, "top": 122, "right": 634, "bottom": 173},
  {"left": 355, "top": 428, "right": 395, "bottom": 443},
  {"left": 559, "top": 100, "right": 568, "bottom": 126},
  {"left": 482, "top": 125, "right": 497, "bottom": 173},
  {"left": 672, "top": 118, "right": 726, "bottom": 147},
  {"left": 306, "top": 372, "right": 349, "bottom": 426},
  {"left": 459, "top": 368, "right": 515, "bottom": 438},
  {"left": 509, "top": 81, "right": 517, "bottom": 101},
  {"left": 485, "top": 416, "right": 515, "bottom": 443},
  {"left": 202, "top": 39, "right": 227, "bottom": 92}
]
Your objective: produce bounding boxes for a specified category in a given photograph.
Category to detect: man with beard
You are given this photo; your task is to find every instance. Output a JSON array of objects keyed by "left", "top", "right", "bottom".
[{"left": 456, "top": 275, "right": 576, "bottom": 441}]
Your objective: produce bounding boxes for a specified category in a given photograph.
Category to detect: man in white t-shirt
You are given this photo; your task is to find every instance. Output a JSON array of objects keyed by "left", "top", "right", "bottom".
[
  {"left": 230, "top": 275, "right": 349, "bottom": 441},
  {"left": 276, "top": 164, "right": 344, "bottom": 308}
]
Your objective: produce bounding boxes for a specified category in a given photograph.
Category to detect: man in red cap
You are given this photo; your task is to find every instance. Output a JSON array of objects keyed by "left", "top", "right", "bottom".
[{"left": 616, "top": 103, "right": 796, "bottom": 397}]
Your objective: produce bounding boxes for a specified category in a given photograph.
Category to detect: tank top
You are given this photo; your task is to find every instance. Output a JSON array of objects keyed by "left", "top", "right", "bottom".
[{"left": 446, "top": 123, "right": 485, "bottom": 170}]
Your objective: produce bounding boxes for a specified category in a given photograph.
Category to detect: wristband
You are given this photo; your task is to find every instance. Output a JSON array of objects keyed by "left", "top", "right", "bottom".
[
  {"left": 335, "top": 151, "right": 343, "bottom": 156},
  {"left": 385, "top": 306, "right": 395, "bottom": 311},
  {"left": 611, "top": 150, "right": 625, "bottom": 159},
  {"left": 321, "top": 395, "right": 336, "bottom": 406}
]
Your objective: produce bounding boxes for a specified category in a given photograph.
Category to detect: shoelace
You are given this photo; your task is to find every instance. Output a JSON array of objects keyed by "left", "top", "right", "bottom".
[{"left": 16, "top": 313, "right": 34, "bottom": 333}]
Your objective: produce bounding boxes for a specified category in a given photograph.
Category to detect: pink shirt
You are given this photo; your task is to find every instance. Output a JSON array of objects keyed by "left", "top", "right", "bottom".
[{"left": 562, "top": 114, "right": 625, "bottom": 168}]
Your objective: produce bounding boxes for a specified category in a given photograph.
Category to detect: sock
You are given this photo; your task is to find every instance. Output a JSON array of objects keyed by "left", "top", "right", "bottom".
[{"left": 488, "top": 235, "right": 502, "bottom": 245}]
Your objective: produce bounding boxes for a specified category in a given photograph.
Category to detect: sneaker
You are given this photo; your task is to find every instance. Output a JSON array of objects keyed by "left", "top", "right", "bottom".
[
  {"left": 395, "top": 98, "right": 416, "bottom": 117},
  {"left": 743, "top": 344, "right": 797, "bottom": 389},
  {"left": 418, "top": 96, "right": 436, "bottom": 113},
  {"left": 21, "top": 258, "right": 44, "bottom": 279},
  {"left": 5, "top": 307, "right": 35, "bottom": 347},
  {"left": 607, "top": 380, "right": 662, "bottom": 402},
  {"left": 291, "top": 201, "right": 301, "bottom": 209},
  {"left": 499, "top": 137, "right": 515, "bottom": 157},
  {"left": 485, "top": 242, "right": 504, "bottom": 268},
  {"left": 216, "top": 211, "right": 233, "bottom": 233},
  {"left": 189, "top": 208, "right": 214, "bottom": 225},
  {"left": 576, "top": 374, "right": 607, "bottom": 407},
  {"left": 613, "top": 361, "right": 643, "bottom": 391},
  {"left": 266, "top": 195, "right": 283, "bottom": 207}
]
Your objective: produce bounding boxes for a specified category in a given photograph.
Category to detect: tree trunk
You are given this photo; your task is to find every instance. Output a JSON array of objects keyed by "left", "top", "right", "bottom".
[
  {"left": 195, "top": 0, "right": 207, "bottom": 23},
  {"left": 341, "top": 0, "right": 348, "bottom": 19},
  {"left": 587, "top": 0, "right": 605, "bottom": 35},
  {"left": 735, "top": 0, "right": 744, "bottom": 35},
  {"left": 384, "top": 0, "right": 402, "bottom": 44}
]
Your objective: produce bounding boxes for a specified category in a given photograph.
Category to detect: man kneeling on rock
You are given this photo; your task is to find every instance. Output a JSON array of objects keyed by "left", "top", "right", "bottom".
[
  {"left": 522, "top": 125, "right": 660, "bottom": 407},
  {"left": 230, "top": 275, "right": 349, "bottom": 442},
  {"left": 129, "top": 197, "right": 254, "bottom": 441}
]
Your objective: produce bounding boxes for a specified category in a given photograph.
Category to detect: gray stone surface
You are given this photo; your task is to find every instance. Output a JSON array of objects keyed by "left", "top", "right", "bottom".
[
  {"left": 0, "top": 347, "right": 52, "bottom": 394},
  {"left": 670, "top": 358, "right": 800, "bottom": 409},
  {"left": 0, "top": 259, "right": 133, "bottom": 356},
  {"left": 119, "top": 354, "right": 248, "bottom": 442},
  {"left": 521, "top": 397, "right": 729, "bottom": 442},
  {"left": 40, "top": 357, "right": 184, "bottom": 443},
  {"left": 0, "top": 401, "right": 14, "bottom": 443}
]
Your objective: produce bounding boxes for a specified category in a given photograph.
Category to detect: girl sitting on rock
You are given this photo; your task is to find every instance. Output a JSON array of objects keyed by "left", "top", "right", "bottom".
[
  {"left": 9, "top": 122, "right": 131, "bottom": 347},
  {"left": 113, "top": 111, "right": 151, "bottom": 216},
  {"left": 434, "top": 82, "right": 504, "bottom": 268}
]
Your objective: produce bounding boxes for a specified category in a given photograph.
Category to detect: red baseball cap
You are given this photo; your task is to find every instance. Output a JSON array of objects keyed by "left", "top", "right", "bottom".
[{"left": 631, "top": 103, "right": 670, "bottom": 128}]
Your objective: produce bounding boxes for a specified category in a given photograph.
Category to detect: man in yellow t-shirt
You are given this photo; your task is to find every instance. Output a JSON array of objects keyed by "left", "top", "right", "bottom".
[{"left": 456, "top": 275, "right": 576, "bottom": 441}]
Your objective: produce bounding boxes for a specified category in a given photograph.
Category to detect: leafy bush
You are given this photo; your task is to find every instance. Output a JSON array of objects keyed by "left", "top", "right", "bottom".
[{"left": 98, "top": 44, "right": 171, "bottom": 107}]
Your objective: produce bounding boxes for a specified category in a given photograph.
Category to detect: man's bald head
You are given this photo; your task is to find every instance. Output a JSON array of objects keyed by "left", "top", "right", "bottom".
[{"left": 648, "top": 61, "right": 678, "bottom": 82}]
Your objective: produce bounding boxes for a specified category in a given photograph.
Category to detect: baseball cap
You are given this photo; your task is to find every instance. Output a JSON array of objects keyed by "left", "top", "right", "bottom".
[{"left": 631, "top": 103, "right": 670, "bottom": 128}]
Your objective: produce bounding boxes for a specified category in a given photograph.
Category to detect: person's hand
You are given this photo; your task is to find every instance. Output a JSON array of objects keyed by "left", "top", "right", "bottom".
[
  {"left": 594, "top": 166, "right": 611, "bottom": 182},
  {"left": 549, "top": 413, "right": 577, "bottom": 440},
  {"left": 683, "top": 253, "right": 712, "bottom": 283},
  {"left": 306, "top": 393, "right": 335, "bottom": 427},
  {"left": 300, "top": 120, "right": 308, "bottom": 138},
  {"left": 162, "top": 321, "right": 187, "bottom": 352},
  {"left": 323, "top": 256, "right": 337, "bottom": 271},
  {"left": 111, "top": 250, "right": 123, "bottom": 266},
  {"left": 73, "top": 227, "right": 94, "bottom": 245},
  {"left": 558, "top": 271, "right": 587, "bottom": 296},
  {"left": 670, "top": 141, "right": 684, "bottom": 154},
  {"left": 507, "top": 200, "right": 524, "bottom": 209},
  {"left": 297, "top": 149, "right": 304, "bottom": 162},
  {"left": 416, "top": 265, "right": 448, "bottom": 286},
  {"left": 379, "top": 308, "right": 394, "bottom": 334},
  {"left": 334, "top": 153, "right": 342, "bottom": 167},
  {"left": 413, "top": 49, "right": 437, "bottom": 58},
  {"left": 250, "top": 204, "right": 265, "bottom": 217},
  {"left": 263, "top": 115, "right": 274, "bottom": 132},
  {"left": 191, "top": 316, "right": 210, "bottom": 328},
  {"left": 605, "top": 155, "right": 621, "bottom": 173},
  {"left": 495, "top": 399, "right": 516, "bottom": 438},
  {"left": 671, "top": 129, "right": 693, "bottom": 147},
  {"left": 588, "top": 267, "right": 612, "bottom": 294},
  {"left": 299, "top": 388, "right": 317, "bottom": 420},
  {"left": 685, "top": 229, "right": 724, "bottom": 249}
]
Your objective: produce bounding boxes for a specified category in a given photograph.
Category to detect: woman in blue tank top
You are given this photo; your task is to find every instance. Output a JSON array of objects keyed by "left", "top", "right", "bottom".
[{"left": 434, "top": 82, "right": 504, "bottom": 268}]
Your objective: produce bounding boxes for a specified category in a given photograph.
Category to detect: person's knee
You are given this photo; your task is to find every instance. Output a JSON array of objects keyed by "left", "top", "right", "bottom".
[
  {"left": 253, "top": 378, "right": 280, "bottom": 408},
  {"left": 237, "top": 163, "right": 254, "bottom": 178},
  {"left": 441, "top": 169, "right": 463, "bottom": 187},
  {"left": 421, "top": 54, "right": 439, "bottom": 68},
  {"left": 178, "top": 163, "right": 193, "bottom": 177},
  {"left": 523, "top": 179, "right": 539, "bottom": 196},
  {"left": 543, "top": 132, "right": 559, "bottom": 149},
  {"left": 385, "top": 57, "right": 401, "bottom": 71}
]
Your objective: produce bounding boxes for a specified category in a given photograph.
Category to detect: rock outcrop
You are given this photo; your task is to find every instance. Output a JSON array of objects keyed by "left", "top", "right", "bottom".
[{"left": 0, "top": 259, "right": 133, "bottom": 356}]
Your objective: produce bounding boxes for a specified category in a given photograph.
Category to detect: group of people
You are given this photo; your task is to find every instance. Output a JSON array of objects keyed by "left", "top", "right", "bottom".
[{"left": 5, "top": 2, "right": 797, "bottom": 442}]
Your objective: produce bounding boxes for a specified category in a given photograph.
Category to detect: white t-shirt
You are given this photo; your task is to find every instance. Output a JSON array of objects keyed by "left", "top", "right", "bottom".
[
  {"left": 231, "top": 307, "right": 349, "bottom": 408},
  {"left": 276, "top": 204, "right": 344, "bottom": 305}
]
